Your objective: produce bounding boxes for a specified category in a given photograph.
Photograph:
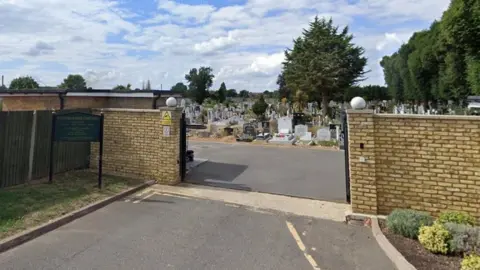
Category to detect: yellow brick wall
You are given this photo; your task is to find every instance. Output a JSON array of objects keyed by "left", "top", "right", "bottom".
[
  {"left": 106, "top": 97, "right": 154, "bottom": 109},
  {"left": 65, "top": 96, "right": 109, "bottom": 109},
  {"left": 1, "top": 96, "right": 61, "bottom": 111},
  {"left": 90, "top": 108, "right": 181, "bottom": 185},
  {"left": 347, "top": 110, "right": 480, "bottom": 219}
]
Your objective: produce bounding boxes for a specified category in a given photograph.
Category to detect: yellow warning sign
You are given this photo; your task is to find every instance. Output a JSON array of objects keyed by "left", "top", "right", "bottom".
[{"left": 161, "top": 111, "right": 172, "bottom": 125}]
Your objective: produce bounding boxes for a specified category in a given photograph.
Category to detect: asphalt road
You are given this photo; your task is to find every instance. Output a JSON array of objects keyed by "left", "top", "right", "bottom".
[
  {"left": 187, "top": 141, "right": 347, "bottom": 202},
  {"left": 0, "top": 192, "right": 393, "bottom": 270}
]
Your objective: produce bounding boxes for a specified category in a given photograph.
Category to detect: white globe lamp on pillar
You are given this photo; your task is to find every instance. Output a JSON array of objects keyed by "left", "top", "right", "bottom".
[
  {"left": 350, "top": 96, "right": 367, "bottom": 110},
  {"left": 166, "top": 97, "right": 177, "bottom": 107}
]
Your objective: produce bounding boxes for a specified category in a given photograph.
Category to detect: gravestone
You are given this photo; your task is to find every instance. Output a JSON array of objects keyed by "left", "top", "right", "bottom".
[
  {"left": 243, "top": 123, "right": 256, "bottom": 137},
  {"left": 277, "top": 116, "right": 293, "bottom": 134},
  {"left": 292, "top": 112, "right": 305, "bottom": 127},
  {"left": 329, "top": 124, "right": 338, "bottom": 141},
  {"left": 316, "top": 128, "right": 331, "bottom": 141},
  {"left": 300, "top": 132, "right": 312, "bottom": 141},
  {"left": 418, "top": 105, "right": 425, "bottom": 114},
  {"left": 294, "top": 124, "right": 308, "bottom": 138},
  {"left": 262, "top": 121, "right": 270, "bottom": 134}
]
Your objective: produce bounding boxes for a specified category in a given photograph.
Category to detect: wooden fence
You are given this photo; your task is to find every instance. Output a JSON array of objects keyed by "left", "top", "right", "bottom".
[{"left": 0, "top": 110, "right": 91, "bottom": 188}]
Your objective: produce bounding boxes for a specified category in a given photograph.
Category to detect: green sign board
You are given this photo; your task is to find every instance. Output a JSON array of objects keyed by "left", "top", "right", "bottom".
[{"left": 54, "top": 112, "right": 102, "bottom": 142}]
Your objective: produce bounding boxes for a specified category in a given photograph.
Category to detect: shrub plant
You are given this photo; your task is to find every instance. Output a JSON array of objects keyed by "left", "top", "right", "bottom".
[
  {"left": 437, "top": 211, "right": 477, "bottom": 226},
  {"left": 386, "top": 209, "right": 434, "bottom": 239},
  {"left": 461, "top": 254, "right": 480, "bottom": 270},
  {"left": 444, "top": 223, "right": 480, "bottom": 255},
  {"left": 418, "top": 223, "right": 451, "bottom": 254}
]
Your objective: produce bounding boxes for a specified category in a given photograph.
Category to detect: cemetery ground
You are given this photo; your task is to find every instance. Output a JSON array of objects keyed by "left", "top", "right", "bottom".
[
  {"left": 0, "top": 186, "right": 394, "bottom": 270},
  {"left": 186, "top": 141, "right": 346, "bottom": 202},
  {"left": 0, "top": 170, "right": 144, "bottom": 240}
]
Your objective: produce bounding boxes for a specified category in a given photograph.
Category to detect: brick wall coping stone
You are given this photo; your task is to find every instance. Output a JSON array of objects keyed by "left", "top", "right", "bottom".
[
  {"left": 93, "top": 107, "right": 181, "bottom": 113},
  {"left": 347, "top": 109, "right": 480, "bottom": 120}
]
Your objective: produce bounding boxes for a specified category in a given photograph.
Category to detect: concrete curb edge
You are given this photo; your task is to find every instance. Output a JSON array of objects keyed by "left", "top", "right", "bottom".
[
  {"left": 0, "top": 180, "right": 155, "bottom": 254},
  {"left": 371, "top": 217, "right": 417, "bottom": 270},
  {"left": 345, "top": 213, "right": 417, "bottom": 270}
]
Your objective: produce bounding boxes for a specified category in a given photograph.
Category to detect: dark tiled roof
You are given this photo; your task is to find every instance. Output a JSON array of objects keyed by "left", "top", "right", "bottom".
[{"left": 0, "top": 89, "right": 181, "bottom": 96}]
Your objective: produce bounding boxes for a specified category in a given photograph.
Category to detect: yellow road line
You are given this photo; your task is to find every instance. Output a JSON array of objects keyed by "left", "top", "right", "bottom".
[
  {"left": 133, "top": 192, "right": 156, "bottom": 204},
  {"left": 136, "top": 188, "right": 153, "bottom": 197},
  {"left": 286, "top": 221, "right": 321, "bottom": 270}
]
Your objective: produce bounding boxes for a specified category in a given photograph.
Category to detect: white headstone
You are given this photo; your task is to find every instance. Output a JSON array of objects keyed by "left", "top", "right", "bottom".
[
  {"left": 277, "top": 117, "right": 293, "bottom": 133},
  {"left": 316, "top": 128, "right": 331, "bottom": 141},
  {"left": 418, "top": 105, "right": 425, "bottom": 114},
  {"left": 300, "top": 132, "right": 312, "bottom": 141},
  {"left": 294, "top": 124, "right": 308, "bottom": 137}
]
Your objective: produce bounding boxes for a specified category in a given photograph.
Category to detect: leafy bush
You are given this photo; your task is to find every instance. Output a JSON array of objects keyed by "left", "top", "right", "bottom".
[
  {"left": 461, "top": 254, "right": 480, "bottom": 270},
  {"left": 418, "top": 223, "right": 451, "bottom": 254},
  {"left": 437, "top": 211, "right": 477, "bottom": 226},
  {"left": 444, "top": 223, "right": 480, "bottom": 255},
  {"left": 386, "top": 209, "right": 434, "bottom": 239}
]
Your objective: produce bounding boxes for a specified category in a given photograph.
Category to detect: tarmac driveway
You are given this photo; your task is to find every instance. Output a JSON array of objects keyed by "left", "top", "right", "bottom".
[
  {"left": 0, "top": 190, "right": 393, "bottom": 270},
  {"left": 187, "top": 141, "right": 347, "bottom": 202}
]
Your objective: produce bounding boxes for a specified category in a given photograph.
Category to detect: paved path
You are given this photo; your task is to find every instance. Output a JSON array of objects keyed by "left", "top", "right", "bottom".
[
  {"left": 187, "top": 141, "right": 346, "bottom": 202},
  {"left": 0, "top": 188, "right": 393, "bottom": 270}
]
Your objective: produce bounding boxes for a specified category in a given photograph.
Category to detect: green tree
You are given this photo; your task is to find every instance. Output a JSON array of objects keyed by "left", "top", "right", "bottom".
[
  {"left": 59, "top": 74, "right": 87, "bottom": 91},
  {"left": 252, "top": 94, "right": 268, "bottom": 118},
  {"left": 283, "top": 17, "right": 367, "bottom": 118},
  {"left": 170, "top": 82, "right": 188, "bottom": 94},
  {"left": 276, "top": 72, "right": 291, "bottom": 100},
  {"left": 9, "top": 76, "right": 40, "bottom": 90},
  {"left": 442, "top": 0, "right": 480, "bottom": 96},
  {"left": 380, "top": 0, "right": 480, "bottom": 103},
  {"left": 226, "top": 89, "right": 238, "bottom": 97},
  {"left": 217, "top": 82, "right": 227, "bottom": 103},
  {"left": 185, "top": 66, "right": 214, "bottom": 104},
  {"left": 239, "top": 89, "right": 249, "bottom": 98},
  {"left": 441, "top": 0, "right": 480, "bottom": 55},
  {"left": 112, "top": 83, "right": 132, "bottom": 91}
]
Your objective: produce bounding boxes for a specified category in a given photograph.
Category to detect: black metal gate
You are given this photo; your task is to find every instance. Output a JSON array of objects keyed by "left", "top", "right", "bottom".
[
  {"left": 179, "top": 112, "right": 187, "bottom": 182},
  {"left": 340, "top": 110, "right": 351, "bottom": 203}
]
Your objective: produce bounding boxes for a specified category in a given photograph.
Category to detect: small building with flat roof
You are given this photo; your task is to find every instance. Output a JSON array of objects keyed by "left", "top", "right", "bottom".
[{"left": 0, "top": 89, "right": 182, "bottom": 111}]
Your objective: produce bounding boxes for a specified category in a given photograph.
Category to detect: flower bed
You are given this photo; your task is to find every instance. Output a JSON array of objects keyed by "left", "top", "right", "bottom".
[{"left": 379, "top": 209, "right": 480, "bottom": 270}]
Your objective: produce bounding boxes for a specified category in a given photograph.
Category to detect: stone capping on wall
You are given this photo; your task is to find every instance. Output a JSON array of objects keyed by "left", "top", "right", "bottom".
[
  {"left": 93, "top": 107, "right": 180, "bottom": 113},
  {"left": 347, "top": 109, "right": 480, "bottom": 120},
  {"left": 346, "top": 109, "right": 374, "bottom": 114},
  {"left": 93, "top": 108, "right": 173, "bottom": 112}
]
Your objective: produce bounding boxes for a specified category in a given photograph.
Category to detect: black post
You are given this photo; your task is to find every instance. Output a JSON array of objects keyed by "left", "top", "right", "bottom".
[
  {"left": 342, "top": 110, "right": 351, "bottom": 204},
  {"left": 98, "top": 113, "right": 104, "bottom": 189},
  {"left": 48, "top": 112, "right": 57, "bottom": 183},
  {"left": 179, "top": 112, "right": 187, "bottom": 182}
]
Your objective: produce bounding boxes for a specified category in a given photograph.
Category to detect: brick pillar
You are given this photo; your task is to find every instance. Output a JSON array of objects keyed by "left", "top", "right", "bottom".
[
  {"left": 90, "top": 108, "right": 182, "bottom": 185},
  {"left": 347, "top": 109, "right": 378, "bottom": 214},
  {"left": 159, "top": 107, "right": 182, "bottom": 185}
]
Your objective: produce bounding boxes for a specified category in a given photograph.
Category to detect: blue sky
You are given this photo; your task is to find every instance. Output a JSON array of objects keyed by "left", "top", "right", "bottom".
[{"left": 0, "top": 0, "right": 450, "bottom": 91}]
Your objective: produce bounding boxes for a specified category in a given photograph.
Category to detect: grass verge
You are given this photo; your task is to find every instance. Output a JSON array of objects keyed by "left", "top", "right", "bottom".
[{"left": 0, "top": 170, "right": 144, "bottom": 240}]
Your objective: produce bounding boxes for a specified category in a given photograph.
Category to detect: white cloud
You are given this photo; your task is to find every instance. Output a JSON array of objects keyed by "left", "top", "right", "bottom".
[
  {"left": 0, "top": 0, "right": 450, "bottom": 90},
  {"left": 194, "top": 32, "right": 238, "bottom": 54},
  {"left": 156, "top": 0, "right": 216, "bottom": 23}
]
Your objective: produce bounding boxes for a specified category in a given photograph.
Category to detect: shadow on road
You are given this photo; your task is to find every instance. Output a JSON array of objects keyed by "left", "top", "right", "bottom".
[{"left": 186, "top": 161, "right": 251, "bottom": 191}]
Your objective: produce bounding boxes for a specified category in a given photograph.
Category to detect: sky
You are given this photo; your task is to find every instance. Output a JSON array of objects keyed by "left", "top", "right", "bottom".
[{"left": 0, "top": 0, "right": 451, "bottom": 92}]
